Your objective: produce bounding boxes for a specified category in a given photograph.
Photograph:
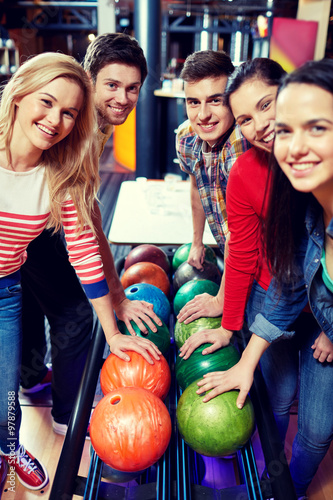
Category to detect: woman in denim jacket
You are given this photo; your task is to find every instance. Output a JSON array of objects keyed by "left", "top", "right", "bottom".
[{"left": 197, "top": 59, "right": 333, "bottom": 499}]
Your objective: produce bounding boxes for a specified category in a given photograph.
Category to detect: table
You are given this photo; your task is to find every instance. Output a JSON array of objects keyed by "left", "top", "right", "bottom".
[{"left": 108, "top": 179, "right": 217, "bottom": 246}]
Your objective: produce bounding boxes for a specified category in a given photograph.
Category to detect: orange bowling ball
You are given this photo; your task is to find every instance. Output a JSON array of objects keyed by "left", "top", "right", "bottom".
[
  {"left": 90, "top": 387, "right": 172, "bottom": 472},
  {"left": 100, "top": 350, "right": 171, "bottom": 400},
  {"left": 121, "top": 261, "right": 170, "bottom": 296}
]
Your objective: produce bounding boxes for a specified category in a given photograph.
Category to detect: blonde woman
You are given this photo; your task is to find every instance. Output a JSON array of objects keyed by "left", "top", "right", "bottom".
[{"left": 0, "top": 52, "right": 160, "bottom": 491}]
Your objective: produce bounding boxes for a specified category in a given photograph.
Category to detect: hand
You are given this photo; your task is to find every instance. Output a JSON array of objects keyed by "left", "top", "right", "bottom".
[
  {"left": 114, "top": 298, "right": 163, "bottom": 335},
  {"left": 187, "top": 243, "right": 205, "bottom": 270},
  {"left": 177, "top": 293, "right": 223, "bottom": 324},
  {"left": 179, "top": 326, "right": 233, "bottom": 359},
  {"left": 108, "top": 332, "right": 161, "bottom": 365},
  {"left": 196, "top": 357, "right": 254, "bottom": 408},
  {"left": 311, "top": 331, "right": 333, "bottom": 363}
]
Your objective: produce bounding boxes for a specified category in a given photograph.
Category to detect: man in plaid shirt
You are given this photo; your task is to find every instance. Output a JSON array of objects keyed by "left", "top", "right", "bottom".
[{"left": 176, "top": 50, "right": 251, "bottom": 267}]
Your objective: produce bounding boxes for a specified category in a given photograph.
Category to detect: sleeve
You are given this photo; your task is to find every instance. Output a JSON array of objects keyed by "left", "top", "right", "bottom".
[
  {"left": 250, "top": 277, "right": 309, "bottom": 342},
  {"left": 222, "top": 159, "right": 261, "bottom": 330},
  {"left": 61, "top": 200, "right": 109, "bottom": 299}
]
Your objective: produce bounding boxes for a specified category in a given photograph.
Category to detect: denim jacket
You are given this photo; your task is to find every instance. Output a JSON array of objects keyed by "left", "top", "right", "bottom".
[{"left": 250, "top": 198, "right": 333, "bottom": 344}]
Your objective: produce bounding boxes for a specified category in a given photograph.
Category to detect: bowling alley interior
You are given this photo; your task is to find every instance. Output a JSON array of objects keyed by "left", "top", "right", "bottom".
[{"left": 1, "top": 0, "right": 333, "bottom": 499}]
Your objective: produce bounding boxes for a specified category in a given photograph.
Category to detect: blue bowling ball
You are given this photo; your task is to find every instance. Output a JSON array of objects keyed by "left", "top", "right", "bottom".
[{"left": 124, "top": 282, "right": 171, "bottom": 325}]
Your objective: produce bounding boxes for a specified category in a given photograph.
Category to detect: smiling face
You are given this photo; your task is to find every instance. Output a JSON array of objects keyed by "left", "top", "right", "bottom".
[
  {"left": 92, "top": 62, "right": 141, "bottom": 130},
  {"left": 184, "top": 76, "right": 234, "bottom": 148},
  {"left": 229, "top": 79, "right": 278, "bottom": 153},
  {"left": 274, "top": 83, "right": 333, "bottom": 202},
  {"left": 14, "top": 77, "right": 83, "bottom": 154}
]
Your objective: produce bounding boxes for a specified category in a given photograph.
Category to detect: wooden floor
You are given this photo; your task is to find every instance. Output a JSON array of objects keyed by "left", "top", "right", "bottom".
[{"left": 1, "top": 144, "right": 332, "bottom": 499}]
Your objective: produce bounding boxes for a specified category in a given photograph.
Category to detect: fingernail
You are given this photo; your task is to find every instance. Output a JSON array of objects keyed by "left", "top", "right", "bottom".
[{"left": 237, "top": 403, "right": 243, "bottom": 409}]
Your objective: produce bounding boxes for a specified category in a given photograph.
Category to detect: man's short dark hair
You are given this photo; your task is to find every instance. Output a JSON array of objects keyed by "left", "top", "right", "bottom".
[
  {"left": 83, "top": 32, "right": 148, "bottom": 85},
  {"left": 180, "top": 50, "right": 234, "bottom": 83}
]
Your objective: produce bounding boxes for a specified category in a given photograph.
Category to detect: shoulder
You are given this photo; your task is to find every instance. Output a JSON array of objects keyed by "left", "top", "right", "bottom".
[
  {"left": 232, "top": 147, "right": 268, "bottom": 174},
  {"left": 222, "top": 124, "right": 252, "bottom": 157},
  {"left": 176, "top": 119, "right": 197, "bottom": 147}
]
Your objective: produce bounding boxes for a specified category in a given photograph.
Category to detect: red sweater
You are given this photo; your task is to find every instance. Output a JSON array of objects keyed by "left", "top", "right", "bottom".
[{"left": 222, "top": 147, "right": 271, "bottom": 331}]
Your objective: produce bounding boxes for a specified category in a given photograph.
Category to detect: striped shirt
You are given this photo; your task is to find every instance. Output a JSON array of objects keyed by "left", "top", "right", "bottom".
[
  {"left": 176, "top": 120, "right": 251, "bottom": 251},
  {"left": 0, "top": 164, "right": 108, "bottom": 299}
]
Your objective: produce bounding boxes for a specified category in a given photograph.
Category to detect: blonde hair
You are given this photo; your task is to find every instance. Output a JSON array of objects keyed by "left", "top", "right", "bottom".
[{"left": 0, "top": 52, "right": 99, "bottom": 233}]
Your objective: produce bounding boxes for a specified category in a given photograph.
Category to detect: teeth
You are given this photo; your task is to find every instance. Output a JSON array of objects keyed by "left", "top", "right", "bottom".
[
  {"left": 292, "top": 163, "right": 315, "bottom": 171},
  {"left": 37, "top": 124, "right": 55, "bottom": 136},
  {"left": 110, "top": 106, "right": 125, "bottom": 113},
  {"left": 200, "top": 124, "right": 215, "bottom": 130},
  {"left": 262, "top": 131, "right": 275, "bottom": 143}
]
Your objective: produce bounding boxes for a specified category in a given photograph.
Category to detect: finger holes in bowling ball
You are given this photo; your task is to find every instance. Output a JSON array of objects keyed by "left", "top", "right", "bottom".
[
  {"left": 129, "top": 286, "right": 139, "bottom": 293},
  {"left": 110, "top": 396, "right": 121, "bottom": 405}
]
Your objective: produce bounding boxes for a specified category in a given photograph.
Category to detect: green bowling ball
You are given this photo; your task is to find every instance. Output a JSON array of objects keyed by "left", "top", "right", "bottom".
[
  {"left": 174, "top": 316, "right": 222, "bottom": 349},
  {"left": 173, "top": 279, "right": 219, "bottom": 316},
  {"left": 175, "top": 342, "right": 240, "bottom": 391},
  {"left": 172, "top": 243, "right": 217, "bottom": 273},
  {"left": 117, "top": 319, "right": 170, "bottom": 355}
]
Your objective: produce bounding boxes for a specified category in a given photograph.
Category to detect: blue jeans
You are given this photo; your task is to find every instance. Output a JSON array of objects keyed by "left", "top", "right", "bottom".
[
  {"left": 247, "top": 281, "right": 333, "bottom": 496},
  {"left": 0, "top": 272, "right": 22, "bottom": 455}
]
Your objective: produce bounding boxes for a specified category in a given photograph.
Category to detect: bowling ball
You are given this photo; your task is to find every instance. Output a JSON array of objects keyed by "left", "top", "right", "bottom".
[
  {"left": 124, "top": 244, "right": 170, "bottom": 275},
  {"left": 176, "top": 382, "right": 255, "bottom": 457},
  {"left": 117, "top": 318, "right": 170, "bottom": 355},
  {"left": 90, "top": 387, "right": 172, "bottom": 472},
  {"left": 175, "top": 343, "right": 240, "bottom": 391},
  {"left": 121, "top": 262, "right": 170, "bottom": 296},
  {"left": 100, "top": 350, "right": 171, "bottom": 400},
  {"left": 89, "top": 444, "right": 146, "bottom": 483},
  {"left": 172, "top": 243, "right": 217, "bottom": 272},
  {"left": 124, "top": 283, "right": 170, "bottom": 326},
  {"left": 173, "top": 261, "right": 221, "bottom": 294},
  {"left": 173, "top": 279, "right": 219, "bottom": 316},
  {"left": 174, "top": 316, "right": 222, "bottom": 349}
]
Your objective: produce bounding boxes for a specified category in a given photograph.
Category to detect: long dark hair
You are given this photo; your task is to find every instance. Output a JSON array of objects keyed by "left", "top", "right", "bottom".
[
  {"left": 223, "top": 57, "right": 286, "bottom": 108},
  {"left": 265, "top": 58, "right": 333, "bottom": 284}
]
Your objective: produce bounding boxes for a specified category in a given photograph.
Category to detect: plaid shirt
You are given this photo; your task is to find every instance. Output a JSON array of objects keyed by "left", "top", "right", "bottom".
[{"left": 176, "top": 119, "right": 251, "bottom": 251}]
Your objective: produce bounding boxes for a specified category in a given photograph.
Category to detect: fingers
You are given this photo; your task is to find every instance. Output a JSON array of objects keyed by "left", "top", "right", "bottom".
[
  {"left": 187, "top": 256, "right": 204, "bottom": 270},
  {"left": 179, "top": 341, "right": 199, "bottom": 359},
  {"left": 138, "top": 301, "right": 163, "bottom": 326},
  {"left": 202, "top": 343, "right": 221, "bottom": 355},
  {"left": 313, "top": 349, "right": 333, "bottom": 363},
  {"left": 109, "top": 333, "right": 161, "bottom": 364},
  {"left": 177, "top": 295, "right": 209, "bottom": 323},
  {"left": 123, "top": 319, "right": 138, "bottom": 336},
  {"left": 236, "top": 389, "right": 249, "bottom": 409}
]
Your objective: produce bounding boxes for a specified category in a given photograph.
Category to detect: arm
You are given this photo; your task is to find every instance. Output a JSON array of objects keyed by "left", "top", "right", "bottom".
[
  {"left": 196, "top": 333, "right": 270, "bottom": 408},
  {"left": 188, "top": 174, "right": 206, "bottom": 270},
  {"left": 62, "top": 201, "right": 161, "bottom": 362},
  {"left": 222, "top": 155, "right": 269, "bottom": 331},
  {"left": 92, "top": 202, "right": 162, "bottom": 334}
]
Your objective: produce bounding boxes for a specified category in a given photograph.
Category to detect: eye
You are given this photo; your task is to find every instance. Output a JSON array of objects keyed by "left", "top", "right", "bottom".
[
  {"left": 210, "top": 97, "right": 223, "bottom": 105},
  {"left": 41, "top": 99, "right": 52, "bottom": 107},
  {"left": 108, "top": 82, "right": 116, "bottom": 90},
  {"left": 128, "top": 85, "right": 140, "bottom": 94},
  {"left": 275, "top": 127, "right": 290, "bottom": 137},
  {"left": 238, "top": 117, "right": 251, "bottom": 126},
  {"left": 187, "top": 99, "right": 199, "bottom": 107},
  {"left": 63, "top": 110, "right": 76, "bottom": 119},
  {"left": 310, "top": 125, "right": 326, "bottom": 134},
  {"left": 262, "top": 100, "right": 272, "bottom": 111}
]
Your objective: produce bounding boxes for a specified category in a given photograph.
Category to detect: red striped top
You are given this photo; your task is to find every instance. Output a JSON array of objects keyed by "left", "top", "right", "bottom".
[{"left": 0, "top": 164, "right": 108, "bottom": 299}]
